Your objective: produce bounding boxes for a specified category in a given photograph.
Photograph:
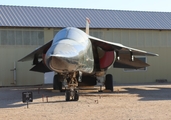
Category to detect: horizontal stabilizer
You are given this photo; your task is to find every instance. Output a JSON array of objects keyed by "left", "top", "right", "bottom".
[{"left": 114, "top": 54, "right": 149, "bottom": 69}]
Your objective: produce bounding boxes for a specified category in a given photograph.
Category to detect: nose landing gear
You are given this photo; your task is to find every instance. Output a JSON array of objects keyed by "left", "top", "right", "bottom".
[{"left": 65, "top": 72, "right": 79, "bottom": 101}]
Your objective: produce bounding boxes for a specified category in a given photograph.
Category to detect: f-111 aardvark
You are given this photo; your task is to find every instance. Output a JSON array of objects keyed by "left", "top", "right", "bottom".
[{"left": 19, "top": 18, "right": 158, "bottom": 101}]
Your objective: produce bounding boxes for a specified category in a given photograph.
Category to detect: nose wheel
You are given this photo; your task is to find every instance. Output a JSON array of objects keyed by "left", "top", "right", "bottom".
[{"left": 65, "top": 89, "right": 79, "bottom": 101}]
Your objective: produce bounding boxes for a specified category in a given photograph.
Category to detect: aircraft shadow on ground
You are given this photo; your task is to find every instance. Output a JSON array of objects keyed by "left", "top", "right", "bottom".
[
  {"left": 115, "top": 86, "right": 171, "bottom": 101},
  {"left": 79, "top": 85, "right": 171, "bottom": 101},
  {"left": 0, "top": 84, "right": 171, "bottom": 109},
  {"left": 0, "top": 85, "right": 64, "bottom": 109}
]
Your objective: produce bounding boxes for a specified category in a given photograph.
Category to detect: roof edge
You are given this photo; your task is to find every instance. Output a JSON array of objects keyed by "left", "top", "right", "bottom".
[{"left": 1, "top": 5, "right": 170, "bottom": 13}]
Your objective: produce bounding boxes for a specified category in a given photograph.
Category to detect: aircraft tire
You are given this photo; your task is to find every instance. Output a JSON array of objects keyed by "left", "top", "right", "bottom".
[
  {"left": 105, "top": 74, "right": 113, "bottom": 92},
  {"left": 65, "top": 90, "right": 70, "bottom": 101},
  {"left": 53, "top": 74, "right": 62, "bottom": 91},
  {"left": 74, "top": 90, "right": 79, "bottom": 101}
]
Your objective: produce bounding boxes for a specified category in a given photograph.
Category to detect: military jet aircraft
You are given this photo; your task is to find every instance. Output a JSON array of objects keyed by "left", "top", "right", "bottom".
[{"left": 19, "top": 18, "right": 158, "bottom": 101}]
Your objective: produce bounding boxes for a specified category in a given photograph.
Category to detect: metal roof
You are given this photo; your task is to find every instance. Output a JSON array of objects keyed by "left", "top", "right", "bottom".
[{"left": 1, "top": 5, "right": 171, "bottom": 29}]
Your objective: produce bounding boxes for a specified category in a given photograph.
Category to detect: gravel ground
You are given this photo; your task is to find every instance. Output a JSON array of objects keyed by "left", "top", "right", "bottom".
[{"left": 0, "top": 84, "right": 171, "bottom": 120}]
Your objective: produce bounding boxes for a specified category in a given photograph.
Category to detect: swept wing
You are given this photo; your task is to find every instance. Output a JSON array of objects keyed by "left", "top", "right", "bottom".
[
  {"left": 18, "top": 40, "right": 52, "bottom": 62},
  {"left": 89, "top": 35, "right": 158, "bottom": 69},
  {"left": 89, "top": 35, "right": 158, "bottom": 56}
]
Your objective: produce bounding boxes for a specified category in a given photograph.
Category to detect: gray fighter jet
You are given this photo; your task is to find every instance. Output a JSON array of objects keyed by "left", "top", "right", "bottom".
[{"left": 19, "top": 19, "right": 158, "bottom": 101}]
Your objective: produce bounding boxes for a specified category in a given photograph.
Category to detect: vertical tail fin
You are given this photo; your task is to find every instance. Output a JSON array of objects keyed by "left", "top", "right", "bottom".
[{"left": 86, "top": 17, "right": 90, "bottom": 35}]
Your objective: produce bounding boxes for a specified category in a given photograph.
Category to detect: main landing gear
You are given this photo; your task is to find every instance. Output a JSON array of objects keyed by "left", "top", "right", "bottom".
[
  {"left": 53, "top": 74, "right": 62, "bottom": 91},
  {"left": 97, "top": 74, "right": 114, "bottom": 92},
  {"left": 105, "top": 74, "right": 113, "bottom": 92}
]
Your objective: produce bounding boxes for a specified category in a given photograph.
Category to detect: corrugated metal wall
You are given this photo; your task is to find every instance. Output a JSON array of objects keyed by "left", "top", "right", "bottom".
[
  {"left": 102, "top": 29, "right": 171, "bottom": 83},
  {"left": 0, "top": 28, "right": 53, "bottom": 86},
  {"left": 0, "top": 46, "right": 44, "bottom": 86},
  {"left": 0, "top": 28, "right": 171, "bottom": 86}
]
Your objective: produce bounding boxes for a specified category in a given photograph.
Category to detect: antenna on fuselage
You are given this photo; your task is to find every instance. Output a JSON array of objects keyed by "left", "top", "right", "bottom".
[{"left": 86, "top": 17, "right": 90, "bottom": 35}]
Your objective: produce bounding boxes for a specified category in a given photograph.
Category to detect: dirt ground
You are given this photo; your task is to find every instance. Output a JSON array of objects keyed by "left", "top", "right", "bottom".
[{"left": 0, "top": 84, "right": 171, "bottom": 120}]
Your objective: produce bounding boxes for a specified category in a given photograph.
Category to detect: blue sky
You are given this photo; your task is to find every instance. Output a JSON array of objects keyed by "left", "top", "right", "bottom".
[{"left": 1, "top": 0, "right": 171, "bottom": 12}]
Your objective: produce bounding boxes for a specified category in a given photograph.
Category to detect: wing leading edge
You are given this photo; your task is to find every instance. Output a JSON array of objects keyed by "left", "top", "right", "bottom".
[
  {"left": 89, "top": 35, "right": 158, "bottom": 69},
  {"left": 18, "top": 40, "right": 53, "bottom": 62},
  {"left": 89, "top": 35, "right": 158, "bottom": 56}
]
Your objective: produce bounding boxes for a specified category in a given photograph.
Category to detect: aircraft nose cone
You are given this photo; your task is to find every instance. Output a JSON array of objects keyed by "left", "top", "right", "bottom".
[
  {"left": 48, "top": 40, "right": 80, "bottom": 72},
  {"left": 52, "top": 39, "right": 80, "bottom": 58}
]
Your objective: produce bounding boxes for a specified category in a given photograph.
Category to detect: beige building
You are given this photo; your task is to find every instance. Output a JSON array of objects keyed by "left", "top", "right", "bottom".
[{"left": 0, "top": 5, "right": 171, "bottom": 86}]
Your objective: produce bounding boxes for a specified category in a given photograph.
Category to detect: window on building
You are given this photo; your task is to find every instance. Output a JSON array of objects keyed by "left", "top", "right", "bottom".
[
  {"left": 8, "top": 31, "right": 15, "bottom": 45},
  {"left": 1, "top": 30, "right": 7, "bottom": 45},
  {"left": 16, "top": 31, "right": 22, "bottom": 45},
  {"left": 0, "top": 29, "right": 44, "bottom": 45},
  {"left": 31, "top": 31, "right": 37, "bottom": 45},
  {"left": 90, "top": 30, "right": 103, "bottom": 39},
  {"left": 23, "top": 31, "right": 30, "bottom": 45},
  {"left": 37, "top": 31, "right": 44, "bottom": 45},
  {"left": 124, "top": 56, "right": 147, "bottom": 71}
]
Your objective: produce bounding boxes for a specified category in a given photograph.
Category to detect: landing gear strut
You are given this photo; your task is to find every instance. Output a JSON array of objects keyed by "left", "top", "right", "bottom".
[{"left": 65, "top": 72, "right": 79, "bottom": 101}]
